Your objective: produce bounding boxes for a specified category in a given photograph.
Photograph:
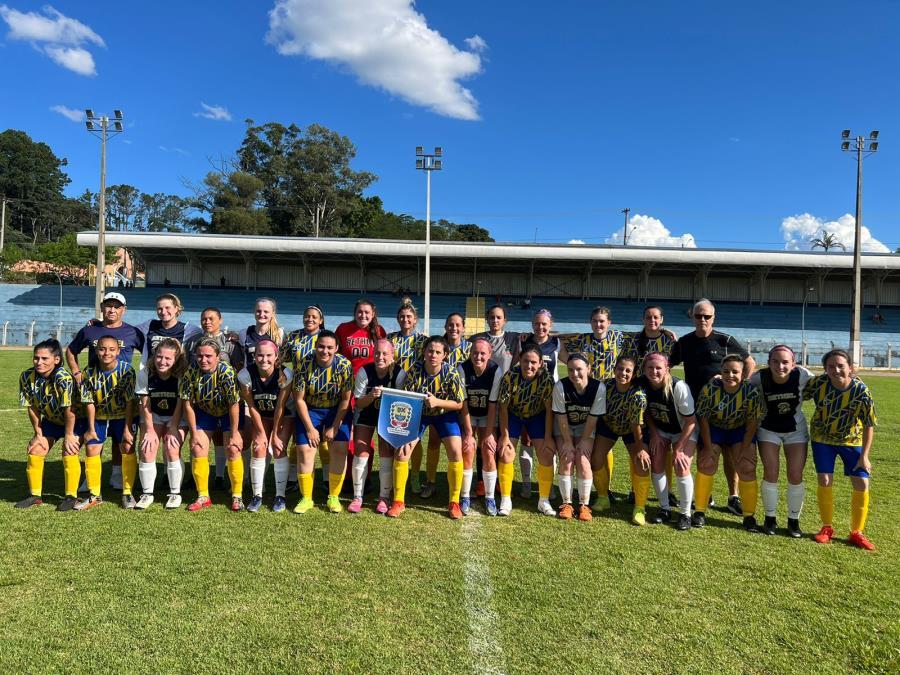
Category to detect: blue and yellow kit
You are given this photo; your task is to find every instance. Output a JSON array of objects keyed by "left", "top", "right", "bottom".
[
  {"left": 563, "top": 330, "right": 625, "bottom": 380},
  {"left": 388, "top": 331, "right": 426, "bottom": 372},
  {"left": 293, "top": 353, "right": 353, "bottom": 409},
  {"left": 179, "top": 362, "right": 240, "bottom": 416},
  {"left": 19, "top": 367, "right": 75, "bottom": 425},
  {"left": 696, "top": 379, "right": 764, "bottom": 430},
  {"left": 280, "top": 330, "right": 320, "bottom": 370},
  {"left": 81, "top": 361, "right": 136, "bottom": 420},
  {"left": 601, "top": 380, "right": 647, "bottom": 435},
  {"left": 400, "top": 361, "right": 466, "bottom": 417},
  {"left": 803, "top": 375, "right": 877, "bottom": 446},
  {"left": 498, "top": 366, "right": 554, "bottom": 419}
]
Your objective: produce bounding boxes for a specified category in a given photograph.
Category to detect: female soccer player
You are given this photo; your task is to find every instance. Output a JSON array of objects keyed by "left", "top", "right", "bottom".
[
  {"left": 626, "top": 306, "right": 678, "bottom": 375},
  {"left": 391, "top": 336, "right": 467, "bottom": 519},
  {"left": 695, "top": 354, "right": 765, "bottom": 531},
  {"left": 352, "top": 339, "right": 402, "bottom": 513},
  {"left": 336, "top": 299, "right": 386, "bottom": 375},
  {"left": 552, "top": 353, "right": 604, "bottom": 521},
  {"left": 238, "top": 339, "right": 294, "bottom": 513},
  {"left": 749, "top": 345, "right": 814, "bottom": 537},
  {"left": 517, "top": 309, "right": 561, "bottom": 381},
  {"left": 135, "top": 338, "right": 188, "bottom": 510},
  {"left": 16, "top": 339, "right": 82, "bottom": 511},
  {"left": 640, "top": 352, "right": 698, "bottom": 530},
  {"left": 591, "top": 355, "right": 649, "bottom": 524},
  {"left": 238, "top": 297, "right": 285, "bottom": 361},
  {"left": 804, "top": 349, "right": 877, "bottom": 550},
  {"left": 459, "top": 336, "right": 503, "bottom": 514},
  {"left": 292, "top": 330, "right": 354, "bottom": 514},
  {"left": 497, "top": 345, "right": 555, "bottom": 516},
  {"left": 180, "top": 338, "right": 243, "bottom": 512},
  {"left": 136, "top": 293, "right": 202, "bottom": 367}
]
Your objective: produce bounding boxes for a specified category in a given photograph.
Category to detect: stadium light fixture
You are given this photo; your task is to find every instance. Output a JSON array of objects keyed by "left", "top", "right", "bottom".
[
  {"left": 415, "top": 146, "right": 424, "bottom": 156},
  {"left": 841, "top": 129, "right": 851, "bottom": 139},
  {"left": 869, "top": 130, "right": 879, "bottom": 140},
  {"left": 114, "top": 109, "right": 123, "bottom": 120},
  {"left": 869, "top": 141, "right": 878, "bottom": 151},
  {"left": 841, "top": 141, "right": 850, "bottom": 151},
  {"left": 86, "top": 121, "right": 95, "bottom": 131},
  {"left": 85, "top": 108, "right": 95, "bottom": 119},
  {"left": 415, "top": 146, "right": 444, "bottom": 335}
]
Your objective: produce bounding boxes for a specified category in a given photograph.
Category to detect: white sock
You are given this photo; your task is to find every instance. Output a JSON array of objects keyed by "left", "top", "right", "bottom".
[
  {"left": 483, "top": 470, "right": 497, "bottom": 498},
  {"left": 786, "top": 482, "right": 805, "bottom": 519},
  {"left": 761, "top": 480, "right": 779, "bottom": 517},
  {"left": 274, "top": 457, "right": 289, "bottom": 497},
  {"left": 166, "top": 459, "right": 184, "bottom": 494},
  {"left": 352, "top": 456, "right": 368, "bottom": 499},
  {"left": 138, "top": 461, "right": 157, "bottom": 495},
  {"left": 676, "top": 474, "right": 693, "bottom": 516},
  {"left": 378, "top": 457, "right": 393, "bottom": 500},
  {"left": 214, "top": 445, "right": 226, "bottom": 478},
  {"left": 287, "top": 462, "right": 298, "bottom": 484},
  {"left": 651, "top": 472, "right": 669, "bottom": 510},
  {"left": 321, "top": 463, "right": 329, "bottom": 483},
  {"left": 519, "top": 446, "right": 533, "bottom": 483},
  {"left": 461, "top": 469, "right": 474, "bottom": 499},
  {"left": 558, "top": 474, "right": 573, "bottom": 503},
  {"left": 250, "top": 457, "right": 266, "bottom": 497},
  {"left": 578, "top": 478, "right": 593, "bottom": 505}
]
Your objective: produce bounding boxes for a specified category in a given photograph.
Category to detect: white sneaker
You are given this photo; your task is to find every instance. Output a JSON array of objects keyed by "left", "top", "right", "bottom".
[
  {"left": 519, "top": 482, "right": 532, "bottom": 499},
  {"left": 498, "top": 496, "right": 513, "bottom": 516},
  {"left": 110, "top": 466, "right": 123, "bottom": 490},
  {"left": 135, "top": 494, "right": 154, "bottom": 510},
  {"left": 165, "top": 493, "right": 182, "bottom": 509},
  {"left": 537, "top": 499, "right": 556, "bottom": 517}
]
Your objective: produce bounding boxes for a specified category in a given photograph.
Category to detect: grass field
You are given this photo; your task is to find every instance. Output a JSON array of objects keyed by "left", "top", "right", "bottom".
[{"left": 0, "top": 350, "right": 897, "bottom": 673}]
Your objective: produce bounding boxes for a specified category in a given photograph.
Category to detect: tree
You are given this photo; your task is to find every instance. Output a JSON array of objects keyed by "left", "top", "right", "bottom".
[
  {"left": 192, "top": 171, "right": 270, "bottom": 235},
  {"left": 105, "top": 184, "right": 140, "bottom": 232},
  {"left": 135, "top": 193, "right": 188, "bottom": 232},
  {"left": 810, "top": 230, "right": 846, "bottom": 252},
  {"left": 33, "top": 233, "right": 115, "bottom": 282}
]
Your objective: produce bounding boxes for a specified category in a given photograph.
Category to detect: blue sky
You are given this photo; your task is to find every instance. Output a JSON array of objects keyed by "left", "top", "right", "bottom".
[{"left": 1, "top": 1, "right": 898, "bottom": 251}]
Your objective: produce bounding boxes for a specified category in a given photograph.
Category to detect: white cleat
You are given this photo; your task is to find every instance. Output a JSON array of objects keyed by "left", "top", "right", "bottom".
[
  {"left": 537, "top": 499, "right": 557, "bottom": 517},
  {"left": 165, "top": 493, "right": 182, "bottom": 509},
  {"left": 498, "top": 496, "right": 513, "bottom": 516},
  {"left": 135, "top": 494, "right": 154, "bottom": 510}
]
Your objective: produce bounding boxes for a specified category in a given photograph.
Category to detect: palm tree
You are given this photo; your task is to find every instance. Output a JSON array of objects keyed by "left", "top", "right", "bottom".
[{"left": 810, "top": 230, "right": 847, "bottom": 252}]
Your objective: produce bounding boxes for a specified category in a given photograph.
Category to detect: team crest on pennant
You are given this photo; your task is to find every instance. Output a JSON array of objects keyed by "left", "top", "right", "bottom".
[
  {"left": 389, "top": 400, "right": 413, "bottom": 435},
  {"left": 378, "top": 387, "right": 427, "bottom": 448}
]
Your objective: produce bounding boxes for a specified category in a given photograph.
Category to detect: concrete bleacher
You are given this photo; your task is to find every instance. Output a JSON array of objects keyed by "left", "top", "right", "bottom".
[{"left": 1, "top": 284, "right": 898, "bottom": 367}]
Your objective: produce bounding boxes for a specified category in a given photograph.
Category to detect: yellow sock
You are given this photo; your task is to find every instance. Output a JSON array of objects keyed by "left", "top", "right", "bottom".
[
  {"left": 666, "top": 450, "right": 675, "bottom": 490},
  {"left": 319, "top": 441, "right": 330, "bottom": 468},
  {"left": 537, "top": 463, "right": 554, "bottom": 500},
  {"left": 850, "top": 489, "right": 869, "bottom": 532},
  {"left": 738, "top": 479, "right": 758, "bottom": 517},
  {"left": 62, "top": 455, "right": 81, "bottom": 497},
  {"left": 84, "top": 455, "right": 102, "bottom": 496},
  {"left": 593, "top": 468, "right": 610, "bottom": 497},
  {"left": 447, "top": 460, "right": 463, "bottom": 503},
  {"left": 26, "top": 455, "right": 45, "bottom": 496},
  {"left": 299, "top": 472, "right": 314, "bottom": 500},
  {"left": 393, "top": 460, "right": 409, "bottom": 502},
  {"left": 817, "top": 484, "right": 834, "bottom": 525},
  {"left": 498, "top": 461, "right": 514, "bottom": 498},
  {"left": 121, "top": 453, "right": 138, "bottom": 496},
  {"left": 426, "top": 444, "right": 440, "bottom": 483},
  {"left": 606, "top": 450, "right": 615, "bottom": 489},
  {"left": 694, "top": 472, "right": 715, "bottom": 514},
  {"left": 328, "top": 471, "right": 345, "bottom": 498},
  {"left": 227, "top": 457, "right": 244, "bottom": 498},
  {"left": 193, "top": 455, "right": 210, "bottom": 497},
  {"left": 633, "top": 472, "right": 651, "bottom": 509}
]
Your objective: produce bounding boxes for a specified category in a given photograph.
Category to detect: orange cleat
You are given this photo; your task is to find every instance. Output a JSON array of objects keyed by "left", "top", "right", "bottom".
[
  {"left": 188, "top": 496, "right": 213, "bottom": 512},
  {"left": 848, "top": 531, "right": 875, "bottom": 551},
  {"left": 558, "top": 503, "right": 574, "bottom": 520},
  {"left": 578, "top": 504, "right": 593, "bottom": 522},
  {"left": 448, "top": 502, "right": 463, "bottom": 520},
  {"left": 813, "top": 525, "right": 834, "bottom": 544},
  {"left": 386, "top": 500, "right": 405, "bottom": 518}
]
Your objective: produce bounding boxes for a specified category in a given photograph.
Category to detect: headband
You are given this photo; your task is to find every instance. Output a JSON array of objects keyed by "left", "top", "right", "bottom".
[
  {"left": 643, "top": 352, "right": 669, "bottom": 366},
  {"left": 567, "top": 353, "right": 590, "bottom": 366},
  {"left": 768, "top": 344, "right": 795, "bottom": 358}
]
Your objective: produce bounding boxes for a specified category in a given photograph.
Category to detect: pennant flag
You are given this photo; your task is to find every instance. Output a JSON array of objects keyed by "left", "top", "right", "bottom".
[{"left": 377, "top": 387, "right": 427, "bottom": 449}]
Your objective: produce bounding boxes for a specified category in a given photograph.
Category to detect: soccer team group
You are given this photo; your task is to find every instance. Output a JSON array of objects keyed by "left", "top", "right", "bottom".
[{"left": 15, "top": 291, "right": 877, "bottom": 549}]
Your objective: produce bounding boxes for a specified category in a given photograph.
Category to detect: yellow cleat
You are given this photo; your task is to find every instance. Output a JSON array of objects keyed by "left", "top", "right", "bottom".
[{"left": 293, "top": 498, "right": 315, "bottom": 514}]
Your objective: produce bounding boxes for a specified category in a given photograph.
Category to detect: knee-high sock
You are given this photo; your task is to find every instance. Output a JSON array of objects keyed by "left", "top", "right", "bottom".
[
  {"left": 447, "top": 460, "right": 463, "bottom": 503},
  {"left": 651, "top": 472, "right": 669, "bottom": 510},
  {"left": 63, "top": 455, "right": 80, "bottom": 497},
  {"left": 558, "top": 474, "right": 573, "bottom": 503},
  {"left": 786, "top": 482, "right": 805, "bottom": 520},
  {"left": 138, "top": 461, "right": 157, "bottom": 495},
  {"left": 461, "top": 468, "right": 474, "bottom": 499},
  {"left": 226, "top": 457, "right": 243, "bottom": 498},
  {"left": 628, "top": 460, "right": 638, "bottom": 492},
  {"left": 193, "top": 456, "right": 210, "bottom": 497},
  {"left": 537, "top": 463, "right": 553, "bottom": 500},
  {"left": 273, "top": 457, "right": 289, "bottom": 497},
  {"left": 738, "top": 479, "right": 758, "bottom": 517},
  {"left": 299, "top": 472, "right": 314, "bottom": 501},
  {"left": 250, "top": 457, "right": 266, "bottom": 497},
  {"left": 498, "top": 461, "right": 514, "bottom": 498},
  {"left": 319, "top": 441, "right": 330, "bottom": 483},
  {"left": 410, "top": 442, "right": 423, "bottom": 482},
  {"left": 633, "top": 473, "right": 651, "bottom": 510},
  {"left": 351, "top": 455, "right": 368, "bottom": 499},
  {"left": 676, "top": 474, "right": 694, "bottom": 516},
  {"left": 761, "top": 480, "right": 779, "bottom": 517},
  {"left": 578, "top": 477, "right": 593, "bottom": 505},
  {"left": 694, "top": 472, "right": 715, "bottom": 514},
  {"left": 850, "top": 489, "right": 869, "bottom": 532},
  {"left": 214, "top": 445, "right": 226, "bottom": 479},
  {"left": 121, "top": 453, "right": 137, "bottom": 496},
  {"left": 26, "top": 455, "right": 45, "bottom": 496},
  {"left": 393, "top": 460, "right": 409, "bottom": 502},
  {"left": 519, "top": 446, "right": 534, "bottom": 484},
  {"left": 378, "top": 457, "right": 393, "bottom": 500},
  {"left": 426, "top": 444, "right": 440, "bottom": 483},
  {"left": 605, "top": 450, "right": 614, "bottom": 490},
  {"left": 166, "top": 459, "right": 183, "bottom": 494},
  {"left": 592, "top": 467, "right": 610, "bottom": 498},
  {"left": 483, "top": 470, "right": 497, "bottom": 498},
  {"left": 328, "top": 470, "right": 345, "bottom": 498},
  {"left": 666, "top": 450, "right": 675, "bottom": 494},
  {"left": 817, "top": 484, "right": 833, "bottom": 525},
  {"left": 85, "top": 455, "right": 102, "bottom": 496}
]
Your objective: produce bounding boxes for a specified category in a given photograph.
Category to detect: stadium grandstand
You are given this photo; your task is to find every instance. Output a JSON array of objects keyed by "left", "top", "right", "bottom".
[{"left": 1, "top": 231, "right": 898, "bottom": 367}]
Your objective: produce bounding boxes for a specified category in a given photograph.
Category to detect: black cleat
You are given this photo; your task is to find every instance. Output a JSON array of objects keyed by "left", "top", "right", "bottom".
[
  {"left": 762, "top": 516, "right": 777, "bottom": 535},
  {"left": 668, "top": 493, "right": 679, "bottom": 508},
  {"left": 650, "top": 508, "right": 671, "bottom": 524},
  {"left": 57, "top": 496, "right": 78, "bottom": 512},
  {"left": 676, "top": 513, "right": 691, "bottom": 531},
  {"left": 743, "top": 515, "right": 759, "bottom": 532},
  {"left": 691, "top": 511, "right": 706, "bottom": 529},
  {"left": 787, "top": 518, "right": 803, "bottom": 538},
  {"left": 607, "top": 491, "right": 617, "bottom": 505},
  {"left": 727, "top": 495, "right": 743, "bottom": 516},
  {"left": 625, "top": 491, "right": 635, "bottom": 504},
  {"left": 15, "top": 495, "right": 43, "bottom": 509}
]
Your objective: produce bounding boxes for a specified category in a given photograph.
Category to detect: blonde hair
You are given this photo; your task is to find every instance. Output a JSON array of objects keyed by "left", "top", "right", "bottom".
[
  {"left": 255, "top": 297, "right": 283, "bottom": 344},
  {"left": 156, "top": 293, "right": 184, "bottom": 317},
  {"left": 397, "top": 296, "right": 418, "bottom": 319}
]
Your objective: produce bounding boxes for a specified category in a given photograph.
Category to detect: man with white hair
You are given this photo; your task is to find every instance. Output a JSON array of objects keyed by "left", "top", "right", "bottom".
[{"left": 669, "top": 299, "right": 755, "bottom": 516}]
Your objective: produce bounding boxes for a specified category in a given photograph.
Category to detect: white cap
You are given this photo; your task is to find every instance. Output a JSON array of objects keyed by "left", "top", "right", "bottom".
[{"left": 102, "top": 291, "right": 127, "bottom": 306}]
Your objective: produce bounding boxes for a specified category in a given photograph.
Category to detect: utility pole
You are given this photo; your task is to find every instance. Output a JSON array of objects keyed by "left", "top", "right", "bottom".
[
  {"left": 0, "top": 196, "right": 6, "bottom": 253},
  {"left": 621, "top": 207, "right": 630, "bottom": 245},
  {"left": 415, "top": 146, "right": 443, "bottom": 335}
]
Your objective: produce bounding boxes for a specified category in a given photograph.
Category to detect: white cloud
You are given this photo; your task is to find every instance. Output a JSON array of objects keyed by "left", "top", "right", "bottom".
[
  {"left": 194, "top": 102, "right": 232, "bottom": 121},
  {"left": 50, "top": 104, "right": 83, "bottom": 121},
  {"left": 780, "top": 213, "right": 889, "bottom": 253},
  {"left": 266, "top": 0, "right": 483, "bottom": 120},
  {"left": 0, "top": 4, "right": 104, "bottom": 75},
  {"left": 568, "top": 239, "right": 585, "bottom": 245},
  {"left": 158, "top": 145, "right": 189, "bottom": 156},
  {"left": 465, "top": 34, "right": 487, "bottom": 52},
  {"left": 606, "top": 213, "right": 697, "bottom": 248}
]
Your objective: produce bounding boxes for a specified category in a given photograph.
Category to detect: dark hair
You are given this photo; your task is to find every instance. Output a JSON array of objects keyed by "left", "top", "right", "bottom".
[
  {"left": 519, "top": 344, "right": 544, "bottom": 362},
  {"left": 304, "top": 304, "right": 325, "bottom": 330},
  {"left": 201, "top": 307, "right": 222, "bottom": 318},
  {"left": 352, "top": 299, "right": 381, "bottom": 346},
  {"left": 423, "top": 335, "right": 449, "bottom": 360},
  {"left": 96, "top": 334, "right": 121, "bottom": 348},
  {"left": 721, "top": 353, "right": 745, "bottom": 368},
  {"left": 34, "top": 338, "right": 63, "bottom": 359},
  {"left": 591, "top": 306, "right": 612, "bottom": 321},
  {"left": 443, "top": 313, "right": 465, "bottom": 341},
  {"left": 195, "top": 337, "right": 222, "bottom": 355},
  {"left": 637, "top": 305, "right": 665, "bottom": 356},
  {"left": 486, "top": 304, "right": 507, "bottom": 320},
  {"left": 567, "top": 352, "right": 590, "bottom": 366},
  {"left": 316, "top": 329, "right": 339, "bottom": 346},
  {"left": 822, "top": 348, "right": 853, "bottom": 369}
]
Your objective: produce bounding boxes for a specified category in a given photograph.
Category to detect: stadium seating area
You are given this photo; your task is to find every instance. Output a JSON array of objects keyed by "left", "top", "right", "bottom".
[{"left": 1, "top": 283, "right": 898, "bottom": 367}]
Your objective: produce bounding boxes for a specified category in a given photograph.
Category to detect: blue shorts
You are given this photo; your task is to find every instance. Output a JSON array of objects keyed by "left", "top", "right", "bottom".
[
  {"left": 595, "top": 417, "right": 635, "bottom": 445},
  {"left": 296, "top": 407, "right": 352, "bottom": 445},
  {"left": 812, "top": 442, "right": 869, "bottom": 478},
  {"left": 709, "top": 425, "right": 748, "bottom": 447},
  {"left": 420, "top": 411, "right": 461, "bottom": 439},
  {"left": 507, "top": 411, "right": 546, "bottom": 441},
  {"left": 74, "top": 418, "right": 107, "bottom": 445},
  {"left": 39, "top": 419, "right": 65, "bottom": 440},
  {"left": 99, "top": 418, "right": 136, "bottom": 443},
  {"left": 195, "top": 409, "right": 244, "bottom": 433}
]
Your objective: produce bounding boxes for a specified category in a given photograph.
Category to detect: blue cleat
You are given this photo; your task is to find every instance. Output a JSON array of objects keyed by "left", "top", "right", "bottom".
[
  {"left": 247, "top": 495, "right": 263, "bottom": 513},
  {"left": 461, "top": 496, "right": 471, "bottom": 515},
  {"left": 485, "top": 497, "right": 498, "bottom": 516},
  {"left": 272, "top": 496, "right": 286, "bottom": 513}
]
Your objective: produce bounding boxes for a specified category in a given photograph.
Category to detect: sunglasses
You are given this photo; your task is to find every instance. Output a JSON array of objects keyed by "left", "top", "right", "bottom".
[{"left": 693, "top": 313, "right": 713, "bottom": 320}]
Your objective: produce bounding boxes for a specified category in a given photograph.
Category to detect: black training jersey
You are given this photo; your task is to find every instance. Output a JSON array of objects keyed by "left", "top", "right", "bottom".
[
  {"left": 138, "top": 319, "right": 201, "bottom": 366},
  {"left": 522, "top": 335, "right": 561, "bottom": 382},
  {"left": 750, "top": 367, "right": 813, "bottom": 434},
  {"left": 552, "top": 377, "right": 605, "bottom": 428},
  {"left": 135, "top": 369, "right": 180, "bottom": 418},
  {"left": 669, "top": 330, "right": 749, "bottom": 399},
  {"left": 458, "top": 360, "right": 502, "bottom": 418},
  {"left": 639, "top": 375, "right": 695, "bottom": 435},
  {"left": 238, "top": 363, "right": 291, "bottom": 418},
  {"left": 353, "top": 362, "right": 401, "bottom": 426}
]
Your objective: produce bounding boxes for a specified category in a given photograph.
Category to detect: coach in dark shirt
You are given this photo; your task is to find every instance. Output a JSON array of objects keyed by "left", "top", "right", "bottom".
[{"left": 670, "top": 298, "right": 755, "bottom": 515}]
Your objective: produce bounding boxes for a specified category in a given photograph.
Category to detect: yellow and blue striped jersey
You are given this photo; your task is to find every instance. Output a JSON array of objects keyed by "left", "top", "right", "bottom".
[
  {"left": 400, "top": 361, "right": 466, "bottom": 417},
  {"left": 293, "top": 353, "right": 353, "bottom": 409},
  {"left": 446, "top": 339, "right": 472, "bottom": 369},
  {"left": 179, "top": 362, "right": 240, "bottom": 417},
  {"left": 563, "top": 330, "right": 625, "bottom": 380},
  {"left": 388, "top": 331, "right": 426, "bottom": 372},
  {"left": 499, "top": 366, "right": 554, "bottom": 419},
  {"left": 81, "top": 361, "right": 136, "bottom": 421},
  {"left": 19, "top": 367, "right": 74, "bottom": 425},
  {"left": 696, "top": 379, "right": 764, "bottom": 431},
  {"left": 803, "top": 374, "right": 877, "bottom": 446},
  {"left": 602, "top": 380, "right": 647, "bottom": 435},
  {"left": 280, "top": 330, "right": 320, "bottom": 371},
  {"left": 623, "top": 331, "right": 677, "bottom": 375}
]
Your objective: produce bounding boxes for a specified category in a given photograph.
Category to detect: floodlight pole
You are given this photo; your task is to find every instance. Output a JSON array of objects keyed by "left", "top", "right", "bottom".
[
  {"left": 416, "top": 146, "right": 442, "bottom": 335},
  {"left": 801, "top": 286, "right": 815, "bottom": 366},
  {"left": 622, "top": 207, "right": 630, "bottom": 246}
]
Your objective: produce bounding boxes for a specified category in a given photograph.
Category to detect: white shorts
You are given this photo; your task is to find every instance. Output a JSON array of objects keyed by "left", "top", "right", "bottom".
[
  {"left": 151, "top": 412, "right": 188, "bottom": 428},
  {"left": 756, "top": 427, "right": 809, "bottom": 446},
  {"left": 470, "top": 415, "right": 497, "bottom": 430},
  {"left": 654, "top": 428, "right": 699, "bottom": 444},
  {"left": 553, "top": 421, "right": 594, "bottom": 440}
]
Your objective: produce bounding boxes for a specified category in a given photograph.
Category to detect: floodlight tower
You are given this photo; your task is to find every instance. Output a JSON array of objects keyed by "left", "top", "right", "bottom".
[{"left": 415, "top": 146, "right": 442, "bottom": 334}]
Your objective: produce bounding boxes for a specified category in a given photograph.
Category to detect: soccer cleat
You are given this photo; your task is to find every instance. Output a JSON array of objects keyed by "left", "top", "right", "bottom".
[
  {"left": 668, "top": 493, "right": 680, "bottom": 508},
  {"left": 285, "top": 481, "right": 299, "bottom": 494},
  {"left": 272, "top": 496, "right": 287, "bottom": 513},
  {"left": 558, "top": 503, "right": 575, "bottom": 520},
  {"left": 632, "top": 508, "right": 647, "bottom": 526},
  {"left": 448, "top": 502, "right": 463, "bottom": 519},
  {"left": 213, "top": 476, "right": 225, "bottom": 491},
  {"left": 592, "top": 495, "right": 611, "bottom": 513},
  {"left": 742, "top": 515, "right": 759, "bottom": 533},
  {"left": 57, "top": 496, "right": 78, "bottom": 512},
  {"left": 676, "top": 514, "right": 691, "bottom": 531},
  {"left": 375, "top": 499, "right": 389, "bottom": 515},
  {"left": 813, "top": 525, "right": 834, "bottom": 544},
  {"left": 419, "top": 481, "right": 435, "bottom": 499},
  {"left": 15, "top": 495, "right": 43, "bottom": 509},
  {"left": 411, "top": 474, "right": 422, "bottom": 494},
  {"left": 786, "top": 518, "right": 802, "bottom": 538},
  {"left": 165, "top": 494, "right": 182, "bottom": 509},
  {"left": 537, "top": 499, "right": 556, "bottom": 517},
  {"left": 761, "top": 516, "right": 777, "bottom": 536},
  {"left": 476, "top": 480, "right": 486, "bottom": 497},
  {"left": 187, "top": 496, "right": 212, "bottom": 512},
  {"left": 74, "top": 494, "right": 103, "bottom": 511},
  {"left": 231, "top": 496, "right": 245, "bottom": 512},
  {"left": 726, "top": 496, "right": 743, "bottom": 516},
  {"left": 247, "top": 495, "right": 263, "bottom": 513},
  {"left": 519, "top": 482, "right": 532, "bottom": 499},
  {"left": 327, "top": 495, "right": 343, "bottom": 513},
  {"left": 293, "top": 497, "right": 315, "bottom": 514},
  {"left": 386, "top": 500, "right": 405, "bottom": 518},
  {"left": 650, "top": 509, "right": 671, "bottom": 524},
  {"left": 691, "top": 511, "right": 706, "bottom": 529},
  {"left": 460, "top": 496, "right": 471, "bottom": 515},
  {"left": 847, "top": 531, "right": 875, "bottom": 551},
  {"left": 135, "top": 494, "right": 154, "bottom": 510},
  {"left": 578, "top": 504, "right": 593, "bottom": 522},
  {"left": 122, "top": 494, "right": 137, "bottom": 510},
  {"left": 484, "top": 498, "right": 498, "bottom": 516},
  {"left": 347, "top": 497, "right": 363, "bottom": 514},
  {"left": 498, "top": 496, "right": 512, "bottom": 516}
]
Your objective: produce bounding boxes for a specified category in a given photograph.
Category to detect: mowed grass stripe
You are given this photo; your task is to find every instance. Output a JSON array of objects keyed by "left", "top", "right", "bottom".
[{"left": 461, "top": 513, "right": 507, "bottom": 674}]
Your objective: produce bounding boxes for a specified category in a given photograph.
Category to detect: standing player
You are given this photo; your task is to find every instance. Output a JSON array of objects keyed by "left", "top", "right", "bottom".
[
  {"left": 135, "top": 293, "right": 202, "bottom": 368},
  {"left": 625, "top": 306, "right": 678, "bottom": 375},
  {"left": 517, "top": 309, "right": 561, "bottom": 381},
  {"left": 804, "top": 349, "right": 877, "bottom": 550},
  {"left": 238, "top": 297, "right": 285, "bottom": 362}
]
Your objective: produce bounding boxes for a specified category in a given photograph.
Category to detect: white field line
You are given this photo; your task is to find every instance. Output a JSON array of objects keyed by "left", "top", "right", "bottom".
[{"left": 460, "top": 513, "right": 507, "bottom": 675}]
